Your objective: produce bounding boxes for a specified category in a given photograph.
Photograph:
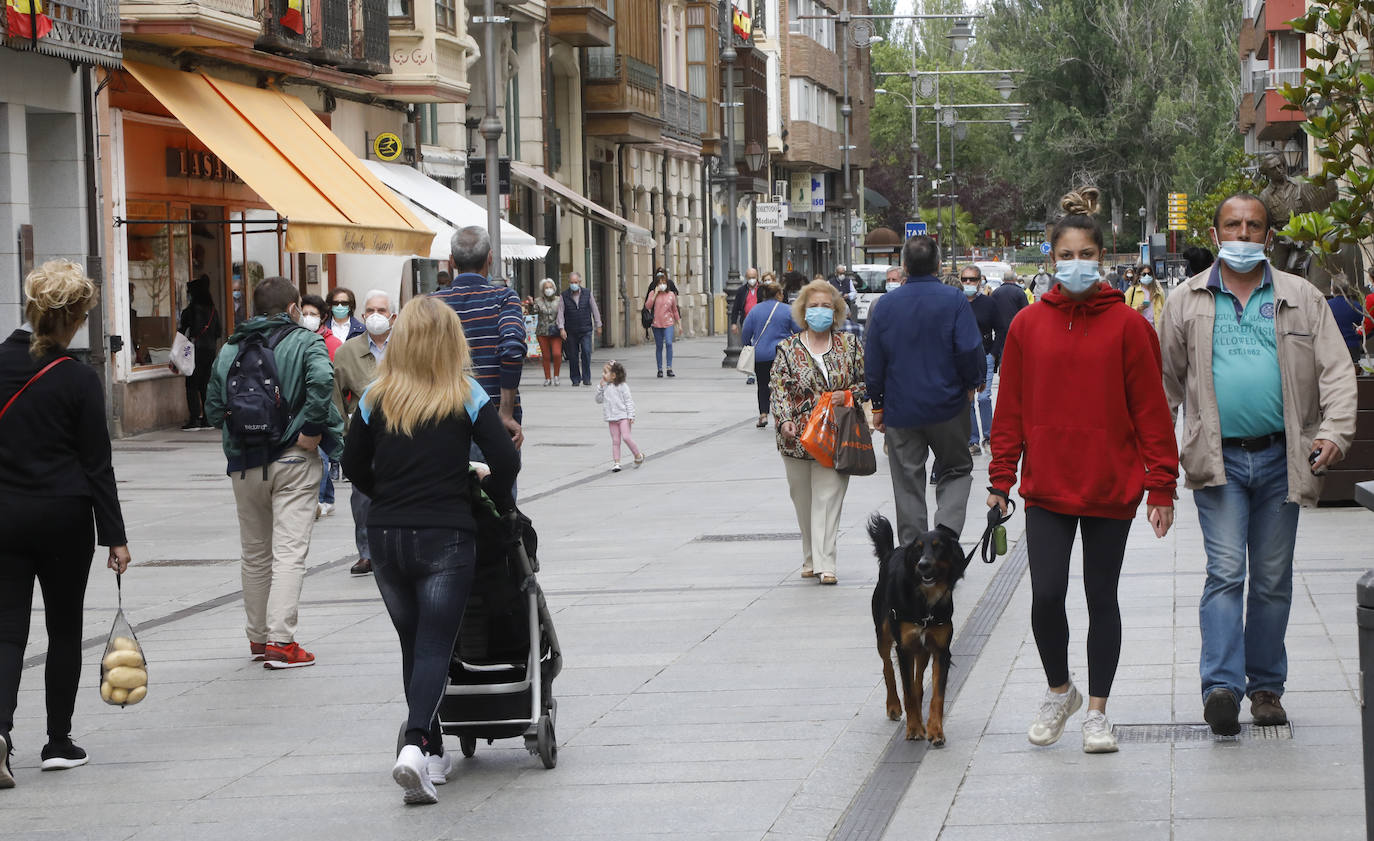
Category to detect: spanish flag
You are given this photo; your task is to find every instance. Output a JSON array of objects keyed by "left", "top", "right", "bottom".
[
  {"left": 279, "top": 0, "right": 303, "bottom": 34},
  {"left": 6, "top": 0, "right": 54, "bottom": 39}
]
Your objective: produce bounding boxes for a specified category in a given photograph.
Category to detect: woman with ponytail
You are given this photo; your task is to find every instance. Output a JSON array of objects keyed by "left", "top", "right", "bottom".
[
  {"left": 985, "top": 188, "right": 1179, "bottom": 754},
  {"left": 0, "top": 260, "right": 131, "bottom": 786}
]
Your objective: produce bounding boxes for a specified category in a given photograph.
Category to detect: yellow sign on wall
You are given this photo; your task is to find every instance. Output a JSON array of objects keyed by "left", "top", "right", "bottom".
[{"left": 373, "top": 132, "right": 402, "bottom": 162}]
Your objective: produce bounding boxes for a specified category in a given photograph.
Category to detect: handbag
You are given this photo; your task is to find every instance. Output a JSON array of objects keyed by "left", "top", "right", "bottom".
[
  {"left": 170, "top": 331, "right": 195, "bottom": 376},
  {"left": 800, "top": 390, "right": 852, "bottom": 468},
  {"left": 735, "top": 301, "right": 779, "bottom": 373},
  {"left": 833, "top": 401, "right": 877, "bottom": 476}
]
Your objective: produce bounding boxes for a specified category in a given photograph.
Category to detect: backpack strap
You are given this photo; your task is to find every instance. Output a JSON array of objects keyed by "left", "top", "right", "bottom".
[{"left": 0, "top": 357, "right": 70, "bottom": 422}]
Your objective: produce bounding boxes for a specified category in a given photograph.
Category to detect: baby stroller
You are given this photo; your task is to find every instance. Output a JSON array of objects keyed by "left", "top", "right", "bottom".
[{"left": 394, "top": 486, "right": 562, "bottom": 768}]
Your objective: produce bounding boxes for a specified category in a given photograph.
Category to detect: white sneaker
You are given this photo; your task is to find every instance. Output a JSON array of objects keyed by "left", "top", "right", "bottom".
[
  {"left": 611, "top": 463, "right": 622, "bottom": 473},
  {"left": 393, "top": 745, "right": 438, "bottom": 805},
  {"left": 427, "top": 751, "right": 453, "bottom": 785},
  {"left": 1027, "top": 684, "right": 1083, "bottom": 746},
  {"left": 315, "top": 502, "right": 334, "bottom": 520},
  {"left": 1081, "top": 709, "right": 1119, "bottom": 753}
]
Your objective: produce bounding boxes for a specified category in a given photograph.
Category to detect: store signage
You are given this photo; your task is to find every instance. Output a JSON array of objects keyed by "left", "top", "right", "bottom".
[
  {"left": 165, "top": 148, "right": 241, "bottom": 184},
  {"left": 373, "top": 132, "right": 403, "bottom": 162},
  {"left": 810, "top": 175, "right": 825, "bottom": 213},
  {"left": 757, "top": 202, "right": 787, "bottom": 229},
  {"left": 469, "top": 157, "right": 511, "bottom": 196},
  {"left": 789, "top": 173, "right": 811, "bottom": 214}
]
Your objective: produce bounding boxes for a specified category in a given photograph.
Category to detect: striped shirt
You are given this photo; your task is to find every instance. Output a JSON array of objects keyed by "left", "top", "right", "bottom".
[{"left": 433, "top": 273, "right": 527, "bottom": 420}]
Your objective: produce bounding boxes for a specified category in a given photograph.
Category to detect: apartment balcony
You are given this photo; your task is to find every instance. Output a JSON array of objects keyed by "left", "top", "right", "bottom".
[
  {"left": 1252, "top": 70, "right": 1304, "bottom": 141},
  {"left": 3, "top": 0, "right": 121, "bottom": 65},
  {"left": 121, "top": 0, "right": 258, "bottom": 50},
  {"left": 583, "top": 51, "right": 662, "bottom": 144},
  {"left": 257, "top": 0, "right": 310, "bottom": 56},
  {"left": 660, "top": 84, "right": 702, "bottom": 146},
  {"left": 548, "top": 0, "right": 611, "bottom": 47},
  {"left": 308, "top": 0, "right": 349, "bottom": 64},
  {"left": 1238, "top": 90, "right": 1256, "bottom": 134},
  {"left": 339, "top": 0, "right": 389, "bottom": 74}
]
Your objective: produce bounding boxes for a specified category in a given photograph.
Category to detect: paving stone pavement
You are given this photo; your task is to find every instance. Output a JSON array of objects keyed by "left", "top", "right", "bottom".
[{"left": 5, "top": 336, "right": 1369, "bottom": 840}]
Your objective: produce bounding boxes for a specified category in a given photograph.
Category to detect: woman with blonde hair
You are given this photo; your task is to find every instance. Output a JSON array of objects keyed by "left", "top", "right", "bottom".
[
  {"left": 769, "top": 279, "right": 866, "bottom": 585},
  {"left": 1124, "top": 265, "right": 1166, "bottom": 329},
  {"left": 532, "top": 278, "right": 563, "bottom": 385},
  {"left": 341, "top": 295, "right": 518, "bottom": 805},
  {"left": 0, "top": 260, "right": 131, "bottom": 786}
]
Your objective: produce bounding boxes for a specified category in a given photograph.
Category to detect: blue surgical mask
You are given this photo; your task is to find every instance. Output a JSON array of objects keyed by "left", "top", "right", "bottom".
[
  {"left": 1216, "top": 240, "right": 1267, "bottom": 273},
  {"left": 232, "top": 290, "right": 242, "bottom": 301},
  {"left": 569, "top": 282, "right": 581, "bottom": 292},
  {"left": 805, "top": 306, "right": 835, "bottom": 332},
  {"left": 1054, "top": 259, "right": 1101, "bottom": 294},
  {"left": 962, "top": 284, "right": 979, "bottom": 298},
  {"left": 331, "top": 304, "right": 350, "bottom": 319}
]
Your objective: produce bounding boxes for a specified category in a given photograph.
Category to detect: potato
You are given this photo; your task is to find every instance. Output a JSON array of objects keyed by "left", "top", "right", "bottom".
[
  {"left": 111, "top": 636, "right": 138, "bottom": 652},
  {"left": 103, "top": 649, "right": 144, "bottom": 670},
  {"left": 106, "top": 666, "right": 147, "bottom": 690},
  {"left": 100, "top": 681, "right": 114, "bottom": 702},
  {"left": 124, "top": 685, "right": 147, "bottom": 705},
  {"left": 110, "top": 686, "right": 129, "bottom": 704}
]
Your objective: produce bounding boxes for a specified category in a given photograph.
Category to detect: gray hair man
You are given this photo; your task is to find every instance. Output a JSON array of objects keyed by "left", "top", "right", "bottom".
[{"left": 556, "top": 270, "right": 603, "bottom": 387}]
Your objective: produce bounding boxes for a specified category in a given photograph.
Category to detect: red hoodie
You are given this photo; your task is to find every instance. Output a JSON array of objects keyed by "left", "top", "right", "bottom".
[{"left": 989, "top": 283, "right": 1178, "bottom": 519}]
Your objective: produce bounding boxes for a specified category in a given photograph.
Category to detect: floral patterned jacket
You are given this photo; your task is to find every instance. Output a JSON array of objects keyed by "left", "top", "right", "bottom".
[{"left": 769, "top": 331, "right": 867, "bottom": 459}]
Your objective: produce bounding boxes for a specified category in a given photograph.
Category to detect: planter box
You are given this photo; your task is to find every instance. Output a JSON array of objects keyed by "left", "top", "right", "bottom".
[{"left": 1320, "top": 374, "right": 1374, "bottom": 504}]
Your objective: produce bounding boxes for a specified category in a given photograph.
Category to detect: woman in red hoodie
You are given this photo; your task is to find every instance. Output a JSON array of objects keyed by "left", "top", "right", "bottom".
[{"left": 987, "top": 187, "right": 1179, "bottom": 755}]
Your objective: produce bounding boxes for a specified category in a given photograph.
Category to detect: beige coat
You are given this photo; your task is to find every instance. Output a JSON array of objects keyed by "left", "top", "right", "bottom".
[
  {"left": 332, "top": 333, "right": 378, "bottom": 430},
  {"left": 1159, "top": 265, "right": 1358, "bottom": 506}
]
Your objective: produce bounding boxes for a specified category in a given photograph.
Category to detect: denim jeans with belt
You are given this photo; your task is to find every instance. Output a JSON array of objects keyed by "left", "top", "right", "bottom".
[
  {"left": 369, "top": 527, "right": 477, "bottom": 749},
  {"left": 1193, "top": 440, "right": 1299, "bottom": 704}
]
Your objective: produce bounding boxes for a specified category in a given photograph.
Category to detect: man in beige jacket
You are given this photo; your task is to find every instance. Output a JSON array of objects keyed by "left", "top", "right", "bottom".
[{"left": 1160, "top": 193, "right": 1357, "bottom": 736}]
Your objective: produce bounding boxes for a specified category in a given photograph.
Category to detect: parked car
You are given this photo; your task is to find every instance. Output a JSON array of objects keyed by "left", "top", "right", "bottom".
[
  {"left": 972, "top": 261, "right": 1016, "bottom": 289},
  {"left": 849, "top": 263, "right": 899, "bottom": 323}
]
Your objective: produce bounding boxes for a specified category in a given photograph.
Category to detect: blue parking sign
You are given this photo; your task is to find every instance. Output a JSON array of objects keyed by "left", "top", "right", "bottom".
[{"left": 905, "top": 221, "right": 927, "bottom": 239}]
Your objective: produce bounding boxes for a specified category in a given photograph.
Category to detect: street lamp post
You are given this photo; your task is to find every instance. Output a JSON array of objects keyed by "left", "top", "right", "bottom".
[
  {"left": 721, "top": 35, "right": 741, "bottom": 368},
  {"left": 475, "top": 0, "right": 508, "bottom": 274}
]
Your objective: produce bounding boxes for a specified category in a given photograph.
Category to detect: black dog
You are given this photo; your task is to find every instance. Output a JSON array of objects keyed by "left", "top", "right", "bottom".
[{"left": 869, "top": 514, "right": 969, "bottom": 746}]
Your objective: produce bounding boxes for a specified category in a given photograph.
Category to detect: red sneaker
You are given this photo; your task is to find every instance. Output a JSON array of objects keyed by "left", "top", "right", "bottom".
[
  {"left": 262, "top": 641, "right": 315, "bottom": 669},
  {"left": 249, "top": 642, "right": 266, "bottom": 662}
]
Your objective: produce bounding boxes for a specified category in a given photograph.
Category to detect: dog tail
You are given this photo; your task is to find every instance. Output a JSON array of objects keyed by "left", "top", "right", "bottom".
[{"left": 867, "top": 513, "right": 894, "bottom": 562}]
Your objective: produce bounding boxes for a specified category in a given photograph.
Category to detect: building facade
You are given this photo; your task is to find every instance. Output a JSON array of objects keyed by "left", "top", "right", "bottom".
[{"left": 1236, "top": 0, "right": 1306, "bottom": 165}]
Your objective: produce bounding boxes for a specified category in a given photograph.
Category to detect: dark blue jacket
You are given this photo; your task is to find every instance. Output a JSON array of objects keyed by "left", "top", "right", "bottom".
[
  {"left": 1328, "top": 295, "right": 1365, "bottom": 350},
  {"left": 739, "top": 300, "right": 799, "bottom": 363},
  {"left": 562, "top": 288, "right": 595, "bottom": 336},
  {"left": 968, "top": 293, "right": 998, "bottom": 356},
  {"left": 864, "top": 275, "right": 986, "bottom": 427}
]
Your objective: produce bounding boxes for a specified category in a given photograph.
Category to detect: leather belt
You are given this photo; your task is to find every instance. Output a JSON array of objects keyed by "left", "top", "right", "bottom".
[{"left": 1221, "top": 432, "right": 1285, "bottom": 451}]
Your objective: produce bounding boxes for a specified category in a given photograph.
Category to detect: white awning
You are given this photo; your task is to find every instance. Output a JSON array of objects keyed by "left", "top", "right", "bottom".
[
  {"left": 362, "top": 161, "right": 549, "bottom": 262},
  {"left": 418, "top": 147, "right": 466, "bottom": 180},
  {"left": 509, "top": 160, "right": 653, "bottom": 246}
]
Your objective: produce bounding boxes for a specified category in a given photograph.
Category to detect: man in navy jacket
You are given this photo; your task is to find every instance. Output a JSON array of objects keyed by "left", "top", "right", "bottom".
[{"left": 866, "top": 236, "right": 985, "bottom": 542}]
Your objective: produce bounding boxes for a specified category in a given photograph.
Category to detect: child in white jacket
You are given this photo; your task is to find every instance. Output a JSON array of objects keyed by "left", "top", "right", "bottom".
[{"left": 595, "top": 360, "right": 644, "bottom": 472}]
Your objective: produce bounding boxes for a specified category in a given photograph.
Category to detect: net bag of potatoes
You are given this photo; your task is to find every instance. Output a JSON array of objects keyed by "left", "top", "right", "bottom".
[{"left": 99, "top": 574, "right": 148, "bottom": 707}]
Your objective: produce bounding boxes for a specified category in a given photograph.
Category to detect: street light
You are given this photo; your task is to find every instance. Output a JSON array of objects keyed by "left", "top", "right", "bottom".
[
  {"left": 721, "top": 30, "right": 741, "bottom": 369},
  {"left": 994, "top": 74, "right": 1016, "bottom": 100},
  {"left": 744, "top": 141, "right": 765, "bottom": 174},
  {"left": 874, "top": 88, "right": 920, "bottom": 219},
  {"left": 1138, "top": 205, "right": 1147, "bottom": 244},
  {"left": 947, "top": 19, "right": 973, "bottom": 52}
]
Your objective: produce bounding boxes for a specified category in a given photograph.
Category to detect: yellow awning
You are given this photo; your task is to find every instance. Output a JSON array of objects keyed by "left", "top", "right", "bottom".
[{"left": 124, "top": 61, "right": 434, "bottom": 257}]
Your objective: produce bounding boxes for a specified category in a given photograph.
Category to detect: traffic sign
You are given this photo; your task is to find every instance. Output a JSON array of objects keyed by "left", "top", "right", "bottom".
[
  {"left": 905, "top": 221, "right": 927, "bottom": 238},
  {"left": 1040, "top": 241, "right": 1052, "bottom": 255}
]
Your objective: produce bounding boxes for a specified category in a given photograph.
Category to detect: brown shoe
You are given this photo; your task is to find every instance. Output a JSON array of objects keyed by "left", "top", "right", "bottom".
[
  {"left": 349, "top": 557, "right": 373, "bottom": 576},
  {"left": 1250, "top": 690, "right": 1288, "bottom": 726}
]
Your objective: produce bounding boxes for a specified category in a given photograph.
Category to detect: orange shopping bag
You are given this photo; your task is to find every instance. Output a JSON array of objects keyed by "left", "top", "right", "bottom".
[{"left": 800, "top": 390, "right": 852, "bottom": 468}]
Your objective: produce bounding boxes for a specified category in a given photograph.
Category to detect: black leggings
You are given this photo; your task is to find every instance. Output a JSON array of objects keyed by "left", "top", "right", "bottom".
[
  {"left": 185, "top": 347, "right": 214, "bottom": 422},
  {"left": 754, "top": 357, "right": 774, "bottom": 415},
  {"left": 0, "top": 495, "right": 96, "bottom": 742},
  {"left": 1026, "top": 505, "right": 1132, "bottom": 698}
]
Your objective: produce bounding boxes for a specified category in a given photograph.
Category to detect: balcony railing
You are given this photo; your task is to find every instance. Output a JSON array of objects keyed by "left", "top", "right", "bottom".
[
  {"left": 2, "top": 0, "right": 121, "bottom": 68},
  {"left": 660, "top": 84, "right": 702, "bottom": 144},
  {"left": 342, "top": 0, "right": 390, "bottom": 74},
  {"left": 310, "top": 0, "right": 351, "bottom": 64},
  {"left": 585, "top": 52, "right": 660, "bottom": 91},
  {"left": 257, "top": 0, "right": 311, "bottom": 56}
]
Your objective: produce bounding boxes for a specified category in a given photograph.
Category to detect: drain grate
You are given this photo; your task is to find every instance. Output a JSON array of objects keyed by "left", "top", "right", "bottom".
[
  {"left": 1113, "top": 722, "right": 1293, "bottom": 743},
  {"left": 113, "top": 445, "right": 180, "bottom": 453},
  {"left": 534, "top": 442, "right": 583, "bottom": 448},
  {"left": 137, "top": 558, "right": 238, "bottom": 568},
  {"left": 693, "top": 532, "right": 802, "bottom": 543}
]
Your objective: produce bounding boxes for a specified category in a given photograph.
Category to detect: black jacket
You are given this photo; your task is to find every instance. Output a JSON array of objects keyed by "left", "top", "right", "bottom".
[
  {"left": 0, "top": 330, "right": 126, "bottom": 545},
  {"left": 990, "top": 282, "right": 1029, "bottom": 358}
]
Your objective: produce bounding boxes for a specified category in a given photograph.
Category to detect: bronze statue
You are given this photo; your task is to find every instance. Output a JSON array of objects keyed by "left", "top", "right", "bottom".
[{"left": 1256, "top": 151, "right": 1361, "bottom": 292}]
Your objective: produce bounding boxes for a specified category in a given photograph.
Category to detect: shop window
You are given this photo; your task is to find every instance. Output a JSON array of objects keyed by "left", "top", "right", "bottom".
[
  {"left": 126, "top": 201, "right": 190, "bottom": 368},
  {"left": 229, "top": 209, "right": 289, "bottom": 325},
  {"left": 434, "top": 0, "right": 455, "bottom": 33}
]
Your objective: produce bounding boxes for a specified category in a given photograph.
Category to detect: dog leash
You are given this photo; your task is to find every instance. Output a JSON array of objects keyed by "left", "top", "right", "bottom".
[{"left": 965, "top": 499, "right": 1016, "bottom": 566}]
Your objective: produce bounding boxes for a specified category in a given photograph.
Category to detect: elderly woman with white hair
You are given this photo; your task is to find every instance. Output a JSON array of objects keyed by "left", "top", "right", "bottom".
[
  {"left": 531, "top": 277, "right": 563, "bottom": 385},
  {"left": 332, "top": 288, "right": 397, "bottom": 577}
]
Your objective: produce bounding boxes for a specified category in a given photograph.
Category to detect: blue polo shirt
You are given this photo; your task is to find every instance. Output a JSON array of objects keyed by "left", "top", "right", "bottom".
[{"left": 1210, "top": 264, "right": 1284, "bottom": 439}]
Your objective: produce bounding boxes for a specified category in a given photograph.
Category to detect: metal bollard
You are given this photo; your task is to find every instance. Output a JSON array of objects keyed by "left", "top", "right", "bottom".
[{"left": 1355, "top": 481, "right": 1374, "bottom": 841}]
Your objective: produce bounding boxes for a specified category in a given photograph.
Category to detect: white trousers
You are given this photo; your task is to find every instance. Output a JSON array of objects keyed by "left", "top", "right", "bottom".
[{"left": 782, "top": 455, "right": 851, "bottom": 576}]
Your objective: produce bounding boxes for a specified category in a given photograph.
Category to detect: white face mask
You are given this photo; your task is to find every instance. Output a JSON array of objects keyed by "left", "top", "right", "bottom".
[
  {"left": 657, "top": 284, "right": 667, "bottom": 292},
  {"left": 543, "top": 287, "right": 555, "bottom": 297},
  {"left": 747, "top": 277, "right": 757, "bottom": 286},
  {"left": 364, "top": 313, "right": 391, "bottom": 336},
  {"left": 300, "top": 314, "right": 322, "bottom": 332}
]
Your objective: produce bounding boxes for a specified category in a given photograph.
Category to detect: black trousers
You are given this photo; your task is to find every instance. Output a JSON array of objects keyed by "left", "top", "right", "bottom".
[
  {"left": 753, "top": 357, "right": 774, "bottom": 415},
  {"left": 0, "top": 495, "right": 96, "bottom": 742},
  {"left": 1025, "top": 505, "right": 1132, "bottom": 698},
  {"left": 185, "top": 347, "right": 214, "bottom": 421}
]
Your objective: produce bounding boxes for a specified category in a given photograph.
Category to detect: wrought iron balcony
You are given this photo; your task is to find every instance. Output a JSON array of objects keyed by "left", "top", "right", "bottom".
[
  {"left": 660, "top": 84, "right": 702, "bottom": 145},
  {"left": 2, "top": 0, "right": 121, "bottom": 68},
  {"left": 310, "top": 0, "right": 350, "bottom": 64},
  {"left": 340, "top": 0, "right": 390, "bottom": 75},
  {"left": 257, "top": 0, "right": 310, "bottom": 56}
]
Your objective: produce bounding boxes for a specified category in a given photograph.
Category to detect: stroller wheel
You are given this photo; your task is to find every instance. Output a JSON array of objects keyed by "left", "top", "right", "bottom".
[
  {"left": 460, "top": 736, "right": 477, "bottom": 758},
  {"left": 536, "top": 715, "right": 557, "bottom": 769}
]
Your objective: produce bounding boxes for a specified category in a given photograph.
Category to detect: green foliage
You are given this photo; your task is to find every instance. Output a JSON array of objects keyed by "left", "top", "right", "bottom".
[
  {"left": 919, "top": 204, "right": 979, "bottom": 248},
  {"left": 1279, "top": 0, "right": 1374, "bottom": 290}
]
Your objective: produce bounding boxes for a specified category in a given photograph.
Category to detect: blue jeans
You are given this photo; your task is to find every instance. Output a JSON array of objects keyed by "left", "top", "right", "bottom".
[
  {"left": 968, "top": 353, "right": 994, "bottom": 445},
  {"left": 370, "top": 527, "right": 477, "bottom": 749},
  {"left": 652, "top": 325, "right": 674, "bottom": 371},
  {"left": 565, "top": 330, "right": 594, "bottom": 385},
  {"left": 1193, "top": 441, "right": 1299, "bottom": 703},
  {"left": 318, "top": 447, "right": 334, "bottom": 505}
]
